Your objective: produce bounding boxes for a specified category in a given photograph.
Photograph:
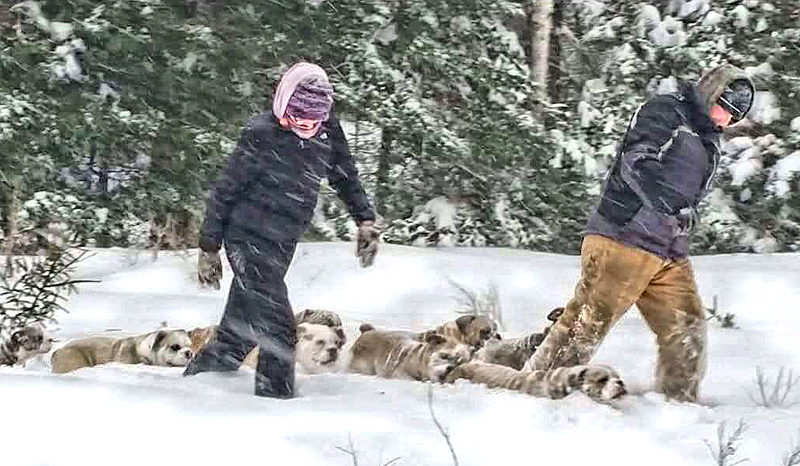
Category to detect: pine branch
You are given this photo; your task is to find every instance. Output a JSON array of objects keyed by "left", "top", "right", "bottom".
[{"left": 1, "top": 246, "right": 92, "bottom": 334}]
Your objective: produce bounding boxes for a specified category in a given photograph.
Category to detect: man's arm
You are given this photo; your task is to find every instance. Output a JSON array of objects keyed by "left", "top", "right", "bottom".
[
  {"left": 326, "top": 117, "right": 376, "bottom": 224},
  {"left": 618, "top": 96, "right": 693, "bottom": 215}
]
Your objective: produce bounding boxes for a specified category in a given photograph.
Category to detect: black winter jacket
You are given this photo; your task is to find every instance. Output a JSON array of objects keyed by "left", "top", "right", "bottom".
[
  {"left": 586, "top": 81, "right": 722, "bottom": 260},
  {"left": 199, "top": 113, "right": 375, "bottom": 252}
]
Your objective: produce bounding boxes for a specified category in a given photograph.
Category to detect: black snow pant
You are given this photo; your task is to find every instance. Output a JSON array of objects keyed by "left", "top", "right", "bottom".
[{"left": 185, "top": 237, "right": 298, "bottom": 398}]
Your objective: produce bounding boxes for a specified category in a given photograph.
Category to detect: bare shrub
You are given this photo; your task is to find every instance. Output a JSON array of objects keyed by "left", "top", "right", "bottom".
[
  {"left": 428, "top": 384, "right": 459, "bottom": 466},
  {"left": 447, "top": 278, "right": 504, "bottom": 330},
  {"left": 705, "top": 419, "right": 748, "bottom": 466},
  {"left": 784, "top": 431, "right": 800, "bottom": 466},
  {"left": 335, "top": 433, "right": 401, "bottom": 466},
  {"left": 705, "top": 295, "right": 738, "bottom": 329},
  {"left": 749, "top": 367, "right": 799, "bottom": 408}
]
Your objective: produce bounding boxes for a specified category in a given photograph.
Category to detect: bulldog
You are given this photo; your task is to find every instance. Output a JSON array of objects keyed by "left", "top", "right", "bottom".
[
  {"left": 446, "top": 360, "right": 627, "bottom": 402},
  {"left": 0, "top": 325, "right": 54, "bottom": 367},
  {"left": 349, "top": 324, "right": 472, "bottom": 383},
  {"left": 51, "top": 329, "right": 193, "bottom": 374}
]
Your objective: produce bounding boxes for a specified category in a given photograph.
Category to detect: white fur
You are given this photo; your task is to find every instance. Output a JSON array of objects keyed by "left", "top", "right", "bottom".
[
  {"left": 149, "top": 330, "right": 194, "bottom": 367},
  {"left": 295, "top": 323, "right": 343, "bottom": 374}
]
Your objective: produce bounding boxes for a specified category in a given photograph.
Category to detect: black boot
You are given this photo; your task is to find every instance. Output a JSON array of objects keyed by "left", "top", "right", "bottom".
[
  {"left": 183, "top": 324, "right": 254, "bottom": 377},
  {"left": 254, "top": 340, "right": 295, "bottom": 398}
]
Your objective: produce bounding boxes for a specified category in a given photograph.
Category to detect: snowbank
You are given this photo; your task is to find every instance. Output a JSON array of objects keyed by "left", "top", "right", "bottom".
[{"left": 2, "top": 245, "right": 799, "bottom": 465}]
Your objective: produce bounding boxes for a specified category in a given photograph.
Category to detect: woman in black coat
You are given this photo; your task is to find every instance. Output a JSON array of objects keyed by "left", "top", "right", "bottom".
[{"left": 184, "top": 62, "right": 378, "bottom": 398}]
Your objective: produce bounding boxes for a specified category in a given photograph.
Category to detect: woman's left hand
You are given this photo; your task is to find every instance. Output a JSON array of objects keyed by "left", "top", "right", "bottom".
[{"left": 356, "top": 221, "right": 379, "bottom": 268}]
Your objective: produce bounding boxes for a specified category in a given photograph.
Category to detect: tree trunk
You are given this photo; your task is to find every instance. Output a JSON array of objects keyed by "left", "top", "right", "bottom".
[
  {"left": 0, "top": 179, "right": 19, "bottom": 276},
  {"left": 376, "top": 128, "right": 394, "bottom": 217},
  {"left": 548, "top": 0, "right": 563, "bottom": 103},
  {"left": 529, "top": 0, "right": 554, "bottom": 103}
]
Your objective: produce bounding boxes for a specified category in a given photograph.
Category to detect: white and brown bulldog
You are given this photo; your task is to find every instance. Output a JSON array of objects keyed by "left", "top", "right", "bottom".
[
  {"left": 188, "top": 309, "right": 346, "bottom": 374},
  {"left": 446, "top": 360, "right": 627, "bottom": 402},
  {"left": 349, "top": 324, "right": 473, "bottom": 383},
  {"left": 429, "top": 315, "right": 501, "bottom": 350},
  {"left": 0, "top": 325, "right": 54, "bottom": 367},
  {"left": 475, "top": 307, "right": 565, "bottom": 370},
  {"left": 51, "top": 329, "right": 193, "bottom": 374}
]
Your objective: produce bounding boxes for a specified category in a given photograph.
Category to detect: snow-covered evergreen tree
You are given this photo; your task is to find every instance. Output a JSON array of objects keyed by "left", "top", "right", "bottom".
[{"left": 1, "top": 0, "right": 797, "bottom": 253}]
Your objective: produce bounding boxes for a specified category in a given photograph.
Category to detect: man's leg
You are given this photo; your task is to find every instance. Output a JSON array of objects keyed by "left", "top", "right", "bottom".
[
  {"left": 635, "top": 259, "right": 707, "bottom": 402},
  {"left": 529, "top": 235, "right": 662, "bottom": 371}
]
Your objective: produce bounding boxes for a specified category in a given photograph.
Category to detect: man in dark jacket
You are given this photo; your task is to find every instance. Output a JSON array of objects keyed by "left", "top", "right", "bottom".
[
  {"left": 184, "top": 62, "right": 378, "bottom": 398},
  {"left": 526, "top": 65, "right": 755, "bottom": 402}
]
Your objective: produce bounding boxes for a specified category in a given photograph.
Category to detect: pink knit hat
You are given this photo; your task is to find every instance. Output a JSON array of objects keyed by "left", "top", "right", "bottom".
[{"left": 272, "top": 62, "right": 333, "bottom": 121}]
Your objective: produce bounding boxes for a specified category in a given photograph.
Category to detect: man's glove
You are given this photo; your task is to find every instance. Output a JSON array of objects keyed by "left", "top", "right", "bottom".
[
  {"left": 356, "top": 220, "right": 379, "bottom": 268},
  {"left": 676, "top": 207, "right": 699, "bottom": 235},
  {"left": 198, "top": 249, "right": 222, "bottom": 290}
]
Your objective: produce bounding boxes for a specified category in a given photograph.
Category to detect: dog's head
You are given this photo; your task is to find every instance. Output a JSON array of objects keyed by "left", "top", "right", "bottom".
[
  {"left": 421, "top": 331, "right": 473, "bottom": 383},
  {"left": 296, "top": 322, "right": 345, "bottom": 373},
  {"left": 572, "top": 365, "right": 627, "bottom": 401},
  {"left": 9, "top": 325, "right": 53, "bottom": 363},
  {"left": 295, "top": 309, "right": 343, "bottom": 329},
  {"left": 188, "top": 326, "right": 217, "bottom": 354},
  {"left": 148, "top": 330, "right": 193, "bottom": 367},
  {"left": 455, "top": 315, "right": 500, "bottom": 348}
]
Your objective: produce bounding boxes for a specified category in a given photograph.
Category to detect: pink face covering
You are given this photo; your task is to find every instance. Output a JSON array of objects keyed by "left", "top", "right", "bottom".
[
  {"left": 279, "top": 115, "right": 322, "bottom": 139},
  {"left": 710, "top": 104, "right": 733, "bottom": 128}
]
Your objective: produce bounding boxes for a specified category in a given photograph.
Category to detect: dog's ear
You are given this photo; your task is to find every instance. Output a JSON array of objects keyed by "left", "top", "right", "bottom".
[
  {"left": 567, "top": 367, "right": 589, "bottom": 388},
  {"left": 423, "top": 330, "right": 447, "bottom": 346},
  {"left": 295, "top": 310, "right": 312, "bottom": 324},
  {"left": 8, "top": 329, "right": 24, "bottom": 349},
  {"left": 455, "top": 315, "right": 477, "bottom": 333},
  {"left": 297, "top": 323, "right": 309, "bottom": 338},
  {"left": 335, "top": 327, "right": 346, "bottom": 346},
  {"left": 547, "top": 307, "right": 565, "bottom": 322},
  {"left": 317, "top": 310, "right": 343, "bottom": 328},
  {"left": 359, "top": 323, "right": 375, "bottom": 333},
  {"left": 527, "top": 332, "right": 545, "bottom": 349},
  {"left": 151, "top": 330, "right": 168, "bottom": 352}
]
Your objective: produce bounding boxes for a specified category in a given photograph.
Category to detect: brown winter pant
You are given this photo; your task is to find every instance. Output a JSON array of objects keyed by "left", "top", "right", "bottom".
[{"left": 530, "top": 235, "right": 707, "bottom": 402}]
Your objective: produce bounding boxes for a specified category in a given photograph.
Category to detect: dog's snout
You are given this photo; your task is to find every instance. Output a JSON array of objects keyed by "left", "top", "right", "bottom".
[
  {"left": 183, "top": 349, "right": 192, "bottom": 358},
  {"left": 327, "top": 348, "right": 338, "bottom": 358}
]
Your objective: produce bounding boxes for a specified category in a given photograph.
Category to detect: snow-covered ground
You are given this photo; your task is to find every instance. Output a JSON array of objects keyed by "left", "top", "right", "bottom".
[{"left": 2, "top": 243, "right": 800, "bottom": 466}]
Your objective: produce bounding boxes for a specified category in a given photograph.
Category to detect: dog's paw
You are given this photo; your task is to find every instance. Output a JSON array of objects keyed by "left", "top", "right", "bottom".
[{"left": 569, "top": 365, "right": 627, "bottom": 401}]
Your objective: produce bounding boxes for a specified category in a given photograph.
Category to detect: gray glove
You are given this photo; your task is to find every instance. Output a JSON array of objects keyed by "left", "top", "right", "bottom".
[
  {"left": 198, "top": 249, "right": 222, "bottom": 290},
  {"left": 676, "top": 207, "right": 699, "bottom": 235},
  {"left": 356, "top": 220, "right": 379, "bottom": 268}
]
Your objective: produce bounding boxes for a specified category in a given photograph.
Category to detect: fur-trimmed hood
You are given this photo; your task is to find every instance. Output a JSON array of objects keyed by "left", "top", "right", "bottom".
[{"left": 697, "top": 64, "right": 755, "bottom": 127}]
